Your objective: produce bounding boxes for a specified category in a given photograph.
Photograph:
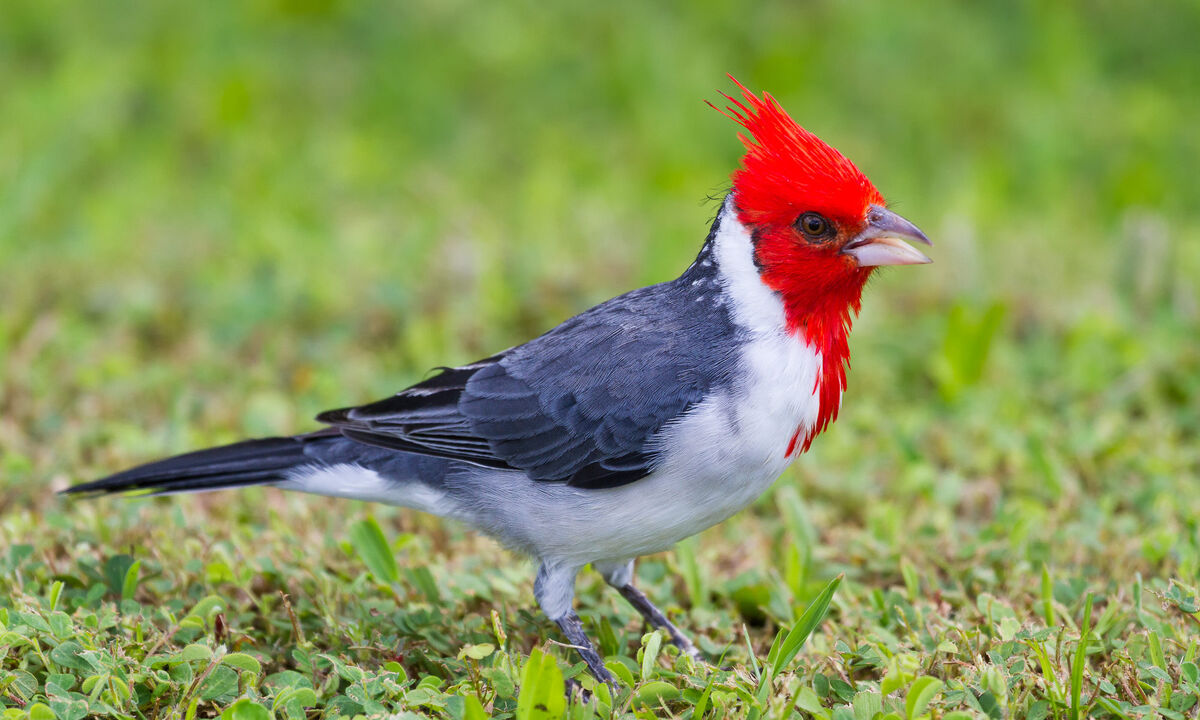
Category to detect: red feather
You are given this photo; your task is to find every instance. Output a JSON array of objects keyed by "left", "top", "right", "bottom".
[{"left": 713, "top": 77, "right": 885, "bottom": 455}]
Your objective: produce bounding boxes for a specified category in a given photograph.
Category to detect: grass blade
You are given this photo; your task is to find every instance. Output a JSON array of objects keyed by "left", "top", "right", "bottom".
[
  {"left": 348, "top": 516, "right": 399, "bottom": 584},
  {"left": 1041, "top": 564, "right": 1055, "bottom": 626},
  {"left": 1069, "top": 593, "right": 1094, "bottom": 720},
  {"left": 770, "top": 573, "right": 843, "bottom": 677}
]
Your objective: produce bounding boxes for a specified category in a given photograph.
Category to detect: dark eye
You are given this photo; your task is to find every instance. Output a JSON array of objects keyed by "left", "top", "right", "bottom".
[{"left": 796, "top": 212, "right": 832, "bottom": 240}]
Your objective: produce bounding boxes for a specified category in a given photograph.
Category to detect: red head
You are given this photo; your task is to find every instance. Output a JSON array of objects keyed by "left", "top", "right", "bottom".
[{"left": 713, "top": 78, "right": 932, "bottom": 452}]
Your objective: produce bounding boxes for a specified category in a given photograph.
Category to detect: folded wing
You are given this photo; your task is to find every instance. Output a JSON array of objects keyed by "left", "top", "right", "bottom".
[{"left": 318, "top": 283, "right": 740, "bottom": 489}]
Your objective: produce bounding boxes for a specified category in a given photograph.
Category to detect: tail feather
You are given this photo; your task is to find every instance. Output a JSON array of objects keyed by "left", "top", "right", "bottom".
[{"left": 63, "top": 434, "right": 331, "bottom": 497}]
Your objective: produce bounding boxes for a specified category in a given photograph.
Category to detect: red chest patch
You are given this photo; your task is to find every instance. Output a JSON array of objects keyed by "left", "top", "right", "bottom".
[{"left": 782, "top": 322, "right": 850, "bottom": 459}]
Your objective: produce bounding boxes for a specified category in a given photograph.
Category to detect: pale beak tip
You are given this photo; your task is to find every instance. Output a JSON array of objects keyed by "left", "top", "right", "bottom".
[
  {"left": 842, "top": 205, "right": 934, "bottom": 267},
  {"left": 866, "top": 205, "right": 933, "bottom": 244}
]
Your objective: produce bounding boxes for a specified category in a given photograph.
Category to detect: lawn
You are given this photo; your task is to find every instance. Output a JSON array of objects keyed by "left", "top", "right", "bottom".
[{"left": 2, "top": 1, "right": 1200, "bottom": 718}]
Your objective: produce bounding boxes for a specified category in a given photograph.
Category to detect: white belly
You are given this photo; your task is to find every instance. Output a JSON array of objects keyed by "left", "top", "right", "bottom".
[{"left": 476, "top": 328, "right": 825, "bottom": 566}]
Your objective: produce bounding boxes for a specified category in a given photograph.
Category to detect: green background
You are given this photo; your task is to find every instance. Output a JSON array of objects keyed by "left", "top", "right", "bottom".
[{"left": 2, "top": 1, "right": 1199, "bottom": 718}]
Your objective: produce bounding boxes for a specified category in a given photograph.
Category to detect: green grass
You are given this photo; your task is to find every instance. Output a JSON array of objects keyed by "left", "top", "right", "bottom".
[{"left": 3, "top": 0, "right": 1200, "bottom": 718}]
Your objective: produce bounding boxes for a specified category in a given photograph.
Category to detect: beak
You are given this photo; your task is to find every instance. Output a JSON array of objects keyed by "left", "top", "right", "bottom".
[{"left": 842, "top": 205, "right": 933, "bottom": 267}]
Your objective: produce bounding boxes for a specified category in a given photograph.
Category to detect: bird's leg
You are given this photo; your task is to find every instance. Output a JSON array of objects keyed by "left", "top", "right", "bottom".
[
  {"left": 554, "top": 612, "right": 613, "bottom": 687},
  {"left": 596, "top": 560, "right": 703, "bottom": 662},
  {"left": 535, "top": 562, "right": 616, "bottom": 688}
]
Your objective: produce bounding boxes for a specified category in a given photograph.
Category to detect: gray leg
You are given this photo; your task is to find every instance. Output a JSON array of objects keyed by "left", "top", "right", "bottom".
[
  {"left": 535, "top": 563, "right": 615, "bottom": 687},
  {"left": 555, "top": 612, "right": 615, "bottom": 687},
  {"left": 596, "top": 560, "right": 702, "bottom": 662}
]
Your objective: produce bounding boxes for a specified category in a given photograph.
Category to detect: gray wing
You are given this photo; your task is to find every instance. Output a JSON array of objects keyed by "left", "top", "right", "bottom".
[{"left": 317, "top": 279, "right": 740, "bottom": 489}]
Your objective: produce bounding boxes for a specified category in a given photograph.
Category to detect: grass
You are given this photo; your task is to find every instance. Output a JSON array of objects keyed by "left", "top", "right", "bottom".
[{"left": 3, "top": 0, "right": 1200, "bottom": 718}]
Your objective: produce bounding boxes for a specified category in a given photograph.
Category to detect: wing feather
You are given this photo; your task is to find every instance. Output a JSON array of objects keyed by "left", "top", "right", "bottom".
[{"left": 316, "top": 277, "right": 741, "bottom": 488}]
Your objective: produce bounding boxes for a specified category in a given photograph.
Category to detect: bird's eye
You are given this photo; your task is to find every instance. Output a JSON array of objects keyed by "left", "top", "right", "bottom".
[{"left": 796, "top": 212, "right": 832, "bottom": 240}]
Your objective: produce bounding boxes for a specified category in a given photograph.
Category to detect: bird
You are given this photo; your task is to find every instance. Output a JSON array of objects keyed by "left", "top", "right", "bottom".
[{"left": 64, "top": 78, "right": 932, "bottom": 688}]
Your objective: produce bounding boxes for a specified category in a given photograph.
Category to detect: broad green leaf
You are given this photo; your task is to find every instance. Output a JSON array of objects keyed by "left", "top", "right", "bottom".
[
  {"left": 28, "top": 704, "right": 57, "bottom": 720},
  {"left": 274, "top": 686, "right": 319, "bottom": 718},
  {"left": 221, "top": 652, "right": 263, "bottom": 674},
  {"left": 640, "top": 631, "right": 663, "bottom": 681},
  {"left": 483, "top": 666, "right": 517, "bottom": 698},
  {"left": 47, "top": 692, "right": 87, "bottom": 720},
  {"left": 107, "top": 675, "right": 131, "bottom": 702},
  {"left": 981, "top": 666, "right": 1007, "bottom": 704},
  {"left": 46, "top": 674, "right": 75, "bottom": 691},
  {"left": 881, "top": 656, "right": 916, "bottom": 696},
  {"left": 633, "top": 680, "right": 680, "bottom": 708},
  {"left": 183, "top": 596, "right": 226, "bottom": 625},
  {"left": 178, "top": 644, "right": 213, "bottom": 663},
  {"left": 49, "top": 641, "right": 96, "bottom": 672},
  {"left": 607, "top": 659, "right": 635, "bottom": 688},
  {"left": 516, "top": 648, "right": 565, "bottom": 720},
  {"left": 459, "top": 643, "right": 495, "bottom": 660},
  {"left": 904, "top": 677, "right": 943, "bottom": 719},
  {"left": 199, "top": 665, "right": 240, "bottom": 701},
  {"left": 348, "top": 516, "right": 398, "bottom": 584},
  {"left": 46, "top": 611, "right": 73, "bottom": 640},
  {"left": 853, "top": 690, "right": 882, "bottom": 720},
  {"left": 462, "top": 695, "right": 488, "bottom": 720},
  {"left": 206, "top": 561, "right": 235, "bottom": 585},
  {"left": 793, "top": 686, "right": 825, "bottom": 715},
  {"left": 80, "top": 675, "right": 104, "bottom": 694},
  {"left": 319, "top": 653, "right": 365, "bottom": 683},
  {"left": 220, "top": 699, "right": 272, "bottom": 720}
]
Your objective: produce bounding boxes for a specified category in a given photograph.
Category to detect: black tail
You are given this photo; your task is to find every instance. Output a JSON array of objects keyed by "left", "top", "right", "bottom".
[{"left": 63, "top": 432, "right": 336, "bottom": 497}]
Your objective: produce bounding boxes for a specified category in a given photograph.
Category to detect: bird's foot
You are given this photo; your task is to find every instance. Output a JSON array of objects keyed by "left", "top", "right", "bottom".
[
  {"left": 666, "top": 629, "right": 704, "bottom": 663},
  {"left": 555, "top": 613, "right": 618, "bottom": 688},
  {"left": 564, "top": 676, "right": 591, "bottom": 702},
  {"left": 615, "top": 582, "right": 713, "bottom": 664},
  {"left": 564, "top": 665, "right": 621, "bottom": 704}
]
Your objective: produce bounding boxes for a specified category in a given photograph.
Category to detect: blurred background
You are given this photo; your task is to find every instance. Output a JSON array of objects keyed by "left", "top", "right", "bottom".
[
  {"left": 2, "top": 0, "right": 1200, "bottom": 710},
  {"left": 2, "top": 0, "right": 1199, "bottom": 688},
  {"left": 4, "top": 0, "right": 1197, "bottom": 484}
]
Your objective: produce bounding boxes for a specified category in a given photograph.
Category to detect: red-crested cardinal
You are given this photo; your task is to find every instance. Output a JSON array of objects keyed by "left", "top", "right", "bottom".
[{"left": 66, "top": 79, "right": 932, "bottom": 686}]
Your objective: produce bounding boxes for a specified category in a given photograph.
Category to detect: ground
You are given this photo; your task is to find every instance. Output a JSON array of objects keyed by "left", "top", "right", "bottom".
[{"left": 2, "top": 1, "right": 1200, "bottom": 718}]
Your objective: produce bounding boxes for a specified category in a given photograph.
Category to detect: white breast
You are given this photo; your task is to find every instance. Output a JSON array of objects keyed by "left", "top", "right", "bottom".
[{"left": 480, "top": 196, "right": 827, "bottom": 566}]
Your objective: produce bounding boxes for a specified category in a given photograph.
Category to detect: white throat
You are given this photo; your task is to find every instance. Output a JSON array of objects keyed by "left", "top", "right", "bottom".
[
  {"left": 710, "top": 195, "right": 790, "bottom": 333},
  {"left": 708, "top": 194, "right": 830, "bottom": 457}
]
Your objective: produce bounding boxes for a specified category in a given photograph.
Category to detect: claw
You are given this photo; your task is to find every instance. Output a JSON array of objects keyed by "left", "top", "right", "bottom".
[{"left": 564, "top": 676, "right": 592, "bottom": 703}]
